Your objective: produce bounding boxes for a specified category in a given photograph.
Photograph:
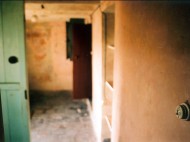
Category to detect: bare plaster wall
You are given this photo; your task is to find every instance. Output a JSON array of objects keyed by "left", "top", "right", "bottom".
[
  {"left": 92, "top": 8, "right": 103, "bottom": 141},
  {"left": 26, "top": 21, "right": 73, "bottom": 91},
  {"left": 112, "top": 2, "right": 190, "bottom": 142}
]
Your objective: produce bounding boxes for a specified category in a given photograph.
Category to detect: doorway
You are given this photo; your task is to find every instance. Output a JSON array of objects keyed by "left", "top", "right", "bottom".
[
  {"left": 66, "top": 19, "right": 92, "bottom": 99},
  {"left": 25, "top": 2, "right": 95, "bottom": 142},
  {"left": 73, "top": 23, "right": 92, "bottom": 99}
]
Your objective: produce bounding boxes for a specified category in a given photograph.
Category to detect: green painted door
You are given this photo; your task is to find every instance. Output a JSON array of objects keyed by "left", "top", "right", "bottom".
[{"left": 0, "top": 1, "right": 30, "bottom": 142}]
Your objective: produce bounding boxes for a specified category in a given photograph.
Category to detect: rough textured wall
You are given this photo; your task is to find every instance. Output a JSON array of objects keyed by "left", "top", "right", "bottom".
[
  {"left": 92, "top": 8, "right": 103, "bottom": 141},
  {"left": 112, "top": 2, "right": 190, "bottom": 142},
  {"left": 26, "top": 21, "right": 73, "bottom": 91}
]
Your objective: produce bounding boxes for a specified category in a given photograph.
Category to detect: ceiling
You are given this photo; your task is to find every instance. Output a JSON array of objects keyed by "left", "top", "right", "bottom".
[{"left": 25, "top": 1, "right": 100, "bottom": 23}]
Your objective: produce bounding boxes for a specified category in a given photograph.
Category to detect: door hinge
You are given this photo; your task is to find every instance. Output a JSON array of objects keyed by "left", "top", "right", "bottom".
[{"left": 24, "top": 90, "right": 27, "bottom": 100}]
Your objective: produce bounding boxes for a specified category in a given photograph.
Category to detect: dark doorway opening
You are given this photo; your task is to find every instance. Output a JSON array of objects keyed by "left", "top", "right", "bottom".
[
  {"left": 66, "top": 19, "right": 92, "bottom": 100},
  {"left": 73, "top": 24, "right": 92, "bottom": 99}
]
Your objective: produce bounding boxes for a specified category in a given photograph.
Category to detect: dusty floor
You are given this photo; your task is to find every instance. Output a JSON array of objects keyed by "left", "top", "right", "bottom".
[{"left": 30, "top": 91, "right": 97, "bottom": 142}]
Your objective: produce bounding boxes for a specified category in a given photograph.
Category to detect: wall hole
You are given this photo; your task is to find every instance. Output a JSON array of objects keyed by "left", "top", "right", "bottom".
[{"left": 8, "top": 56, "right": 18, "bottom": 64}]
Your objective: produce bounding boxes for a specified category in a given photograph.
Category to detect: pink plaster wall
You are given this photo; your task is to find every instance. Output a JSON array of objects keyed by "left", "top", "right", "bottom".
[
  {"left": 112, "top": 2, "right": 190, "bottom": 142},
  {"left": 26, "top": 21, "right": 73, "bottom": 91}
]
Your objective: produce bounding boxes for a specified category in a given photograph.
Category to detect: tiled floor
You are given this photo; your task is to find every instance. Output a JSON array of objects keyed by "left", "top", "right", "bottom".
[{"left": 30, "top": 91, "right": 97, "bottom": 142}]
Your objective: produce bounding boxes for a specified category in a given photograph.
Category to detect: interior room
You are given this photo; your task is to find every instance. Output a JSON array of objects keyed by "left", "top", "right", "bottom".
[
  {"left": 25, "top": 1, "right": 98, "bottom": 142},
  {"left": 1, "top": 1, "right": 190, "bottom": 142}
]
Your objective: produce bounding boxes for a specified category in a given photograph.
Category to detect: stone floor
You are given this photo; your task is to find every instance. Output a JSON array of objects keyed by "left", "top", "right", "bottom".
[{"left": 30, "top": 91, "right": 97, "bottom": 142}]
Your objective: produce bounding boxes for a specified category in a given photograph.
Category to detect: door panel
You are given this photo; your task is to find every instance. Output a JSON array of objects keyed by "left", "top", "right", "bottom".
[
  {"left": 2, "top": 2, "right": 23, "bottom": 82},
  {"left": 0, "top": 4, "right": 5, "bottom": 82},
  {"left": 0, "top": 92, "right": 4, "bottom": 142},
  {"left": 0, "top": 1, "right": 30, "bottom": 142},
  {"left": 73, "top": 24, "right": 92, "bottom": 99},
  {"left": 1, "top": 90, "right": 29, "bottom": 142}
]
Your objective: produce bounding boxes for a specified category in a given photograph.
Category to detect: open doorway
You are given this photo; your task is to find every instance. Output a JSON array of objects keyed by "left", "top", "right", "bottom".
[
  {"left": 25, "top": 2, "right": 98, "bottom": 142},
  {"left": 66, "top": 19, "right": 92, "bottom": 100}
]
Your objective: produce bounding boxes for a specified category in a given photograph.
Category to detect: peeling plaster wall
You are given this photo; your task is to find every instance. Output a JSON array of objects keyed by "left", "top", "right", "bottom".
[
  {"left": 26, "top": 21, "right": 73, "bottom": 91},
  {"left": 112, "top": 2, "right": 190, "bottom": 142}
]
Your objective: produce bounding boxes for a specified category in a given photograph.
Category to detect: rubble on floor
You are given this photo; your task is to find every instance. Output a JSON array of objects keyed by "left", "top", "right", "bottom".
[{"left": 30, "top": 91, "right": 97, "bottom": 142}]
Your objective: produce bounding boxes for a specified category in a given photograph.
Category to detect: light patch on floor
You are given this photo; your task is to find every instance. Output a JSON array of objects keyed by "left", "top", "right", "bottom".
[{"left": 30, "top": 91, "right": 97, "bottom": 142}]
